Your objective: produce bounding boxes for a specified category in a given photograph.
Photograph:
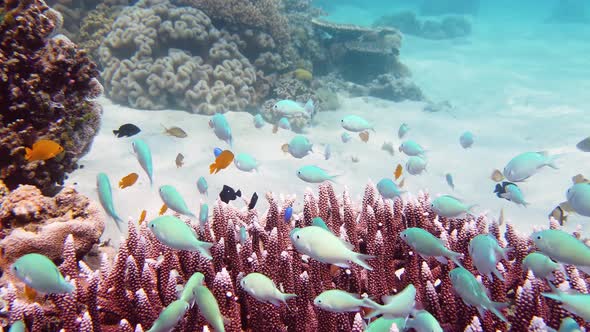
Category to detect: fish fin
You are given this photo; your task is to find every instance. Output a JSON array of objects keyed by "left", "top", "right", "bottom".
[
  {"left": 333, "top": 262, "right": 351, "bottom": 269},
  {"left": 160, "top": 123, "right": 168, "bottom": 133},
  {"left": 488, "top": 301, "right": 509, "bottom": 323},
  {"left": 434, "top": 256, "right": 448, "bottom": 264},
  {"left": 492, "top": 266, "right": 505, "bottom": 281},
  {"left": 362, "top": 297, "right": 381, "bottom": 310},
  {"left": 197, "top": 242, "right": 214, "bottom": 260},
  {"left": 236, "top": 190, "right": 242, "bottom": 197},
  {"left": 499, "top": 193, "right": 509, "bottom": 199},
  {"left": 283, "top": 293, "right": 297, "bottom": 303},
  {"left": 24, "top": 147, "right": 33, "bottom": 160},
  {"left": 577, "top": 265, "right": 590, "bottom": 276},
  {"left": 447, "top": 251, "right": 464, "bottom": 268},
  {"left": 112, "top": 130, "right": 119, "bottom": 135},
  {"left": 113, "top": 216, "right": 125, "bottom": 232},
  {"left": 209, "top": 163, "right": 216, "bottom": 174},
  {"left": 353, "top": 253, "right": 375, "bottom": 271}
]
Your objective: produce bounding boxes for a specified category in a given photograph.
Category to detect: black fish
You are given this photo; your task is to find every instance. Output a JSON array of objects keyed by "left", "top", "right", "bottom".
[
  {"left": 219, "top": 185, "right": 241, "bottom": 204},
  {"left": 113, "top": 123, "right": 141, "bottom": 138},
  {"left": 248, "top": 192, "right": 258, "bottom": 210},
  {"left": 494, "top": 181, "right": 517, "bottom": 199}
]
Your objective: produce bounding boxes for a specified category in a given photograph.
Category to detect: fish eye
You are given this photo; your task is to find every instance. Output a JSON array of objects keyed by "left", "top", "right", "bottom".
[
  {"left": 296, "top": 235, "right": 300, "bottom": 239},
  {"left": 12, "top": 266, "right": 17, "bottom": 271},
  {"left": 402, "top": 234, "right": 407, "bottom": 238},
  {"left": 536, "top": 235, "right": 541, "bottom": 240},
  {"left": 273, "top": 105, "right": 278, "bottom": 109},
  {"left": 150, "top": 224, "right": 155, "bottom": 228}
]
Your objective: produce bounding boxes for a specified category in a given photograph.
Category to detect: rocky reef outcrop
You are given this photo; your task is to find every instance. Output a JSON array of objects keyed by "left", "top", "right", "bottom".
[
  {"left": 374, "top": 11, "right": 472, "bottom": 40},
  {"left": 0, "top": 0, "right": 103, "bottom": 191}
]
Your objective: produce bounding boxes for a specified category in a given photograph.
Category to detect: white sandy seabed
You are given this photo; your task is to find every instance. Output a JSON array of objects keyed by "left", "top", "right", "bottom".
[{"left": 67, "top": 21, "right": 590, "bottom": 246}]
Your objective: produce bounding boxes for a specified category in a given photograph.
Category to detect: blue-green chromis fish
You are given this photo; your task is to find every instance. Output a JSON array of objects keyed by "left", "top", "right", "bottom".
[
  {"left": 445, "top": 173, "right": 455, "bottom": 190},
  {"left": 459, "top": 131, "right": 474, "bottom": 149},
  {"left": 179, "top": 272, "right": 205, "bottom": 306},
  {"left": 522, "top": 252, "right": 562, "bottom": 281},
  {"left": 209, "top": 113, "right": 233, "bottom": 147},
  {"left": 341, "top": 115, "right": 374, "bottom": 132},
  {"left": 503, "top": 151, "right": 558, "bottom": 182},
  {"left": 558, "top": 317, "right": 582, "bottom": 332},
  {"left": 468, "top": 234, "right": 510, "bottom": 281},
  {"left": 8, "top": 321, "right": 25, "bottom": 332},
  {"left": 398, "top": 123, "right": 409, "bottom": 139},
  {"left": 566, "top": 182, "right": 590, "bottom": 217},
  {"left": 449, "top": 267, "right": 508, "bottom": 322},
  {"left": 96, "top": 173, "right": 124, "bottom": 231},
  {"left": 240, "top": 272, "right": 297, "bottom": 306},
  {"left": 531, "top": 229, "right": 590, "bottom": 275},
  {"left": 500, "top": 183, "right": 529, "bottom": 207},
  {"left": 197, "top": 176, "right": 208, "bottom": 196},
  {"left": 430, "top": 195, "right": 477, "bottom": 218},
  {"left": 147, "top": 299, "right": 190, "bottom": 332},
  {"left": 313, "top": 289, "right": 379, "bottom": 313},
  {"left": 286, "top": 135, "right": 313, "bottom": 159},
  {"left": 11, "top": 253, "right": 74, "bottom": 294},
  {"left": 234, "top": 153, "right": 259, "bottom": 172},
  {"left": 405, "top": 310, "right": 443, "bottom": 332},
  {"left": 376, "top": 178, "right": 405, "bottom": 199},
  {"left": 399, "top": 140, "right": 425, "bottom": 156},
  {"left": 406, "top": 156, "right": 427, "bottom": 175},
  {"left": 199, "top": 202, "right": 209, "bottom": 227},
  {"left": 366, "top": 317, "right": 406, "bottom": 332},
  {"left": 132, "top": 138, "right": 153, "bottom": 185},
  {"left": 365, "top": 284, "right": 416, "bottom": 319},
  {"left": 296, "top": 165, "right": 338, "bottom": 183},
  {"left": 148, "top": 215, "right": 213, "bottom": 259},
  {"left": 159, "top": 185, "right": 195, "bottom": 217},
  {"left": 239, "top": 225, "right": 248, "bottom": 245},
  {"left": 193, "top": 285, "right": 227, "bottom": 332},
  {"left": 400, "top": 227, "right": 463, "bottom": 267},
  {"left": 542, "top": 283, "right": 590, "bottom": 321},
  {"left": 278, "top": 117, "right": 291, "bottom": 130},
  {"left": 273, "top": 99, "right": 314, "bottom": 118},
  {"left": 290, "top": 226, "right": 374, "bottom": 270},
  {"left": 253, "top": 114, "right": 265, "bottom": 128}
]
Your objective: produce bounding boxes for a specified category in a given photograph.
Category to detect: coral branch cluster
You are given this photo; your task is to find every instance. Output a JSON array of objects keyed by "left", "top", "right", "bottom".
[
  {"left": 2, "top": 182, "right": 586, "bottom": 331},
  {"left": 0, "top": 0, "right": 103, "bottom": 191}
]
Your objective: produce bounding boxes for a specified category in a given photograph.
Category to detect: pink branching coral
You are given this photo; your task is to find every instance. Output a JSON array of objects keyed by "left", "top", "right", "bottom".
[
  {"left": 0, "top": 0, "right": 102, "bottom": 191},
  {"left": 1, "top": 182, "right": 589, "bottom": 331}
]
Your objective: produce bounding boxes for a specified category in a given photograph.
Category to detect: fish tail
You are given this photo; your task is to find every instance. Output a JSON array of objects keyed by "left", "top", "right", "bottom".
[
  {"left": 63, "top": 280, "right": 75, "bottom": 293},
  {"left": 236, "top": 190, "right": 242, "bottom": 197},
  {"left": 209, "top": 163, "right": 216, "bottom": 174},
  {"left": 113, "top": 215, "right": 125, "bottom": 232},
  {"left": 353, "top": 253, "right": 375, "bottom": 271},
  {"left": 197, "top": 242, "right": 214, "bottom": 260},
  {"left": 547, "top": 155, "right": 559, "bottom": 169},
  {"left": 492, "top": 266, "right": 505, "bottom": 281},
  {"left": 24, "top": 147, "right": 32, "bottom": 160},
  {"left": 112, "top": 130, "right": 119, "bottom": 136},
  {"left": 447, "top": 251, "right": 464, "bottom": 268},
  {"left": 488, "top": 301, "right": 509, "bottom": 323},
  {"left": 363, "top": 298, "right": 382, "bottom": 319},
  {"left": 282, "top": 293, "right": 297, "bottom": 303},
  {"left": 466, "top": 204, "right": 479, "bottom": 217}
]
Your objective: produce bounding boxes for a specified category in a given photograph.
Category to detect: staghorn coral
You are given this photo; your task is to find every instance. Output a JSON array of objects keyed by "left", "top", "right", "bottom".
[
  {"left": 0, "top": 0, "right": 102, "bottom": 191},
  {"left": 99, "top": 0, "right": 258, "bottom": 114},
  {"left": 4, "top": 181, "right": 589, "bottom": 331},
  {"left": 0, "top": 184, "right": 105, "bottom": 271}
]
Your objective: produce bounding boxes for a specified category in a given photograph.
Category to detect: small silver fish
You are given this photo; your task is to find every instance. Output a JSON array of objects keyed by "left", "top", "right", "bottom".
[
  {"left": 576, "top": 137, "right": 590, "bottom": 152},
  {"left": 324, "top": 144, "right": 331, "bottom": 160},
  {"left": 162, "top": 124, "right": 188, "bottom": 138},
  {"left": 381, "top": 141, "right": 395, "bottom": 156},
  {"left": 398, "top": 123, "right": 409, "bottom": 139}
]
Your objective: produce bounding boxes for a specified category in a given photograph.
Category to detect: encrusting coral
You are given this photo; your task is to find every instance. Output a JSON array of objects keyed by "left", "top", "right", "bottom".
[
  {"left": 0, "top": 0, "right": 103, "bottom": 191},
  {"left": 0, "top": 182, "right": 105, "bottom": 273},
  {"left": 1, "top": 181, "right": 589, "bottom": 331}
]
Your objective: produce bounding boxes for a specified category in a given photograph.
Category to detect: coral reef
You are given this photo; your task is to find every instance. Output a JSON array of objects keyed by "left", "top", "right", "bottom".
[
  {"left": 374, "top": 11, "right": 472, "bottom": 40},
  {"left": 0, "top": 183, "right": 105, "bottom": 271},
  {"left": 2, "top": 181, "right": 589, "bottom": 331},
  {"left": 0, "top": 0, "right": 102, "bottom": 191},
  {"left": 99, "top": 0, "right": 258, "bottom": 114},
  {"left": 77, "top": 4, "right": 122, "bottom": 62},
  {"left": 420, "top": 0, "right": 480, "bottom": 16}
]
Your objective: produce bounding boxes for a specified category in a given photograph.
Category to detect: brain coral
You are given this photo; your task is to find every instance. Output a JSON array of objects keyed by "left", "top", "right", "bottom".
[
  {"left": 0, "top": 0, "right": 102, "bottom": 191},
  {"left": 99, "top": 0, "right": 258, "bottom": 114}
]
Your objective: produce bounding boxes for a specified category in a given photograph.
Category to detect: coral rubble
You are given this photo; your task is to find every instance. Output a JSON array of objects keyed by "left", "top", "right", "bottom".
[
  {"left": 0, "top": 0, "right": 102, "bottom": 191},
  {"left": 1, "top": 182, "right": 589, "bottom": 331}
]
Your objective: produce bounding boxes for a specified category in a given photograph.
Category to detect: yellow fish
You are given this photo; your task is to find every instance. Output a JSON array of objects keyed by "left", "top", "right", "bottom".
[
  {"left": 281, "top": 144, "right": 289, "bottom": 153},
  {"left": 24, "top": 139, "right": 64, "bottom": 161},
  {"left": 209, "top": 150, "right": 234, "bottom": 174},
  {"left": 119, "top": 173, "right": 139, "bottom": 189},
  {"left": 139, "top": 210, "right": 147, "bottom": 224},
  {"left": 359, "top": 131, "right": 369, "bottom": 143},
  {"left": 159, "top": 204, "right": 168, "bottom": 216},
  {"left": 394, "top": 164, "right": 403, "bottom": 180},
  {"left": 292, "top": 68, "right": 313, "bottom": 81},
  {"left": 398, "top": 178, "right": 406, "bottom": 188},
  {"left": 490, "top": 169, "right": 504, "bottom": 182},
  {"left": 273, "top": 124, "right": 279, "bottom": 134}
]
